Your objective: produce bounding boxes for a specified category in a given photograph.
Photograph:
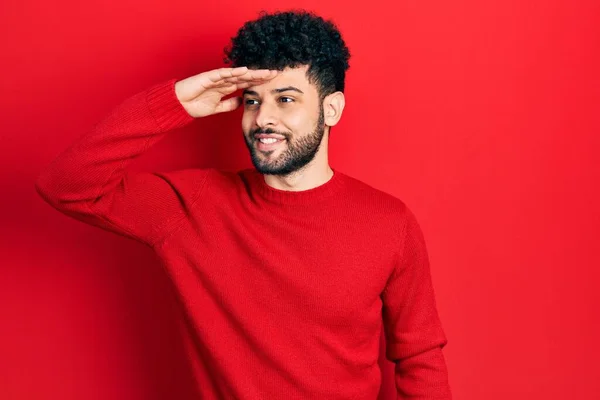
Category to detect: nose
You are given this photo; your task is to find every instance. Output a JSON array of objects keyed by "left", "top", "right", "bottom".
[{"left": 254, "top": 100, "right": 278, "bottom": 129}]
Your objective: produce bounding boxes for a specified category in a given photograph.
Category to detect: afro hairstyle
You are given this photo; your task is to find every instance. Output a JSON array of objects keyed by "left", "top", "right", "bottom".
[{"left": 224, "top": 10, "right": 351, "bottom": 99}]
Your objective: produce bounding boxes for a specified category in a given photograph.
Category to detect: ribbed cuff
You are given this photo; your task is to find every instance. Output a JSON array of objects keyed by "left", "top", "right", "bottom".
[{"left": 146, "top": 78, "right": 196, "bottom": 132}]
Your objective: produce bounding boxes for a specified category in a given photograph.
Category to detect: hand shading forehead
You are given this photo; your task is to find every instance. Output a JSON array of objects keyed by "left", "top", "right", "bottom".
[
  {"left": 243, "top": 86, "right": 304, "bottom": 97},
  {"left": 243, "top": 66, "right": 315, "bottom": 96}
]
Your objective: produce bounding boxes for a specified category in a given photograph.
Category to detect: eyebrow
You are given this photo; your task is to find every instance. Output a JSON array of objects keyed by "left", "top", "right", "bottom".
[{"left": 242, "top": 86, "right": 304, "bottom": 96}]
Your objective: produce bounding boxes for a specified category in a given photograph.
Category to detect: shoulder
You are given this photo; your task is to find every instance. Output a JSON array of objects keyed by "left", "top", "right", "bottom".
[
  {"left": 339, "top": 171, "right": 414, "bottom": 220},
  {"left": 334, "top": 171, "right": 428, "bottom": 245}
]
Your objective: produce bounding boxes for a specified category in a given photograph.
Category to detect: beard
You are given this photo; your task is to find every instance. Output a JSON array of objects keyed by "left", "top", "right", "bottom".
[{"left": 243, "top": 108, "right": 326, "bottom": 176}]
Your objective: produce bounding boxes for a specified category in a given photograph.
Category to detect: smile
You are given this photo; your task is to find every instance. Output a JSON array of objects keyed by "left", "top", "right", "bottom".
[{"left": 256, "top": 138, "right": 286, "bottom": 152}]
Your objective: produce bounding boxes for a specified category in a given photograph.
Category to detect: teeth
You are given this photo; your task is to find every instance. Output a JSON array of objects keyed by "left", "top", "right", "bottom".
[{"left": 259, "top": 138, "right": 279, "bottom": 144}]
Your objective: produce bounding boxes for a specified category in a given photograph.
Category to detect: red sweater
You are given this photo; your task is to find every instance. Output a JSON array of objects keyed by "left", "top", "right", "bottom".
[{"left": 35, "top": 79, "right": 452, "bottom": 399}]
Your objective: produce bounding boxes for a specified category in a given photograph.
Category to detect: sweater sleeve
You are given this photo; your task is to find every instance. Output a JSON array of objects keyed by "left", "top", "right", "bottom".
[
  {"left": 35, "top": 78, "right": 207, "bottom": 247},
  {"left": 381, "top": 205, "right": 452, "bottom": 399}
]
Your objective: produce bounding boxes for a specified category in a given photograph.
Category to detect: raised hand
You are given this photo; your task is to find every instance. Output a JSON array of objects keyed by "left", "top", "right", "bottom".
[{"left": 174, "top": 67, "right": 279, "bottom": 118}]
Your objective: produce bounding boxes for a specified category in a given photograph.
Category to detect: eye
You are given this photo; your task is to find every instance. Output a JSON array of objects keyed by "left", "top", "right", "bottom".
[
  {"left": 244, "top": 99, "right": 259, "bottom": 106},
  {"left": 279, "top": 96, "right": 294, "bottom": 103}
]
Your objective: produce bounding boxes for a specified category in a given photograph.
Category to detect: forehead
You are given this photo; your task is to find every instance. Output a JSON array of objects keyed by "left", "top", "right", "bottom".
[{"left": 246, "top": 65, "right": 317, "bottom": 95}]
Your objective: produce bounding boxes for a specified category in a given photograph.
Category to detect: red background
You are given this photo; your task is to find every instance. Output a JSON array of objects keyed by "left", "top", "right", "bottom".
[{"left": 1, "top": 0, "right": 599, "bottom": 399}]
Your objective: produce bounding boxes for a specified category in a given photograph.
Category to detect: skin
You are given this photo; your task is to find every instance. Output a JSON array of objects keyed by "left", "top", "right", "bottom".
[{"left": 174, "top": 65, "right": 345, "bottom": 191}]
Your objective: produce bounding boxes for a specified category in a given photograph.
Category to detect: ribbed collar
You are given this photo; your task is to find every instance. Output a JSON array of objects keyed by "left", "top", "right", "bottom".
[{"left": 241, "top": 167, "right": 347, "bottom": 205}]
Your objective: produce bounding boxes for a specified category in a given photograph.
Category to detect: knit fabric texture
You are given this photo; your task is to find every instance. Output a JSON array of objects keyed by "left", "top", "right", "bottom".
[{"left": 35, "top": 78, "right": 452, "bottom": 399}]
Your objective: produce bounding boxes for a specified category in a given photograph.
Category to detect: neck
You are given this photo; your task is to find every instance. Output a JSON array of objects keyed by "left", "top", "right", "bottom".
[{"left": 263, "top": 161, "right": 334, "bottom": 192}]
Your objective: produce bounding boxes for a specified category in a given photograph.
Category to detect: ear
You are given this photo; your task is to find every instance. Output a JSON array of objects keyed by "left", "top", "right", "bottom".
[{"left": 322, "top": 91, "right": 345, "bottom": 127}]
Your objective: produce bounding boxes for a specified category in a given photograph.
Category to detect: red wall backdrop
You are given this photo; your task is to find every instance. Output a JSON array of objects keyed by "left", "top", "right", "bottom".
[{"left": 1, "top": 0, "right": 599, "bottom": 399}]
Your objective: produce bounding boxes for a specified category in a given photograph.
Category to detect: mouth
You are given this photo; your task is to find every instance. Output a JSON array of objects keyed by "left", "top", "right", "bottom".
[{"left": 255, "top": 137, "right": 286, "bottom": 152}]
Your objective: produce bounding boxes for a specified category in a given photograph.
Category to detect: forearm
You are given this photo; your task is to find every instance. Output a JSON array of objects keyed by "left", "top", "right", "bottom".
[
  {"left": 34, "top": 78, "right": 202, "bottom": 244},
  {"left": 35, "top": 78, "right": 193, "bottom": 210}
]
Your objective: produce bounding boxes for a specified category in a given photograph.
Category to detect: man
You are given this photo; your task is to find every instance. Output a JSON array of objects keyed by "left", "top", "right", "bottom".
[{"left": 35, "top": 10, "right": 452, "bottom": 399}]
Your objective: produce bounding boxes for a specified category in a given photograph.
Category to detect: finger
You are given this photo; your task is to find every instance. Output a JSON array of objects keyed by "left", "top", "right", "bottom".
[
  {"left": 240, "top": 69, "right": 280, "bottom": 81},
  {"left": 214, "top": 74, "right": 276, "bottom": 92},
  {"left": 207, "top": 70, "right": 279, "bottom": 95},
  {"left": 230, "top": 66, "right": 251, "bottom": 76},
  {"left": 211, "top": 82, "right": 261, "bottom": 98},
  {"left": 214, "top": 96, "right": 242, "bottom": 114},
  {"left": 222, "top": 72, "right": 278, "bottom": 85},
  {"left": 216, "top": 79, "right": 265, "bottom": 88},
  {"left": 205, "top": 67, "right": 275, "bottom": 85},
  {"left": 206, "top": 67, "right": 244, "bottom": 83},
  {"left": 214, "top": 83, "right": 240, "bottom": 96},
  {"left": 196, "top": 68, "right": 236, "bottom": 89}
]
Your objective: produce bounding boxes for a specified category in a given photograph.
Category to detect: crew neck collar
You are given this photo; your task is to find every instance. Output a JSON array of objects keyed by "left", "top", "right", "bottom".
[{"left": 243, "top": 167, "right": 346, "bottom": 205}]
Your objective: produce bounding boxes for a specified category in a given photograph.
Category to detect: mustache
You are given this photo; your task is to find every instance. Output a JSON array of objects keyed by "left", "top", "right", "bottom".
[{"left": 250, "top": 127, "right": 290, "bottom": 138}]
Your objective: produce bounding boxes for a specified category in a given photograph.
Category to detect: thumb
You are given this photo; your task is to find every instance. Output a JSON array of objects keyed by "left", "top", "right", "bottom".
[{"left": 215, "top": 96, "right": 242, "bottom": 114}]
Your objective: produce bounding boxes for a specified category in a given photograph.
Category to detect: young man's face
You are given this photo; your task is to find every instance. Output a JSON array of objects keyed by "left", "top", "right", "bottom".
[{"left": 241, "top": 65, "right": 326, "bottom": 176}]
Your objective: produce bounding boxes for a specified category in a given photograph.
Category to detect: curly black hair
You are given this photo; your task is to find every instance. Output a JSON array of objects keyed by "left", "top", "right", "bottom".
[{"left": 224, "top": 10, "right": 351, "bottom": 99}]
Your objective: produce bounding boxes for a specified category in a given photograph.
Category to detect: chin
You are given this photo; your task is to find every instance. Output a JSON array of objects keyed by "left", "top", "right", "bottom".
[{"left": 253, "top": 164, "right": 285, "bottom": 176}]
